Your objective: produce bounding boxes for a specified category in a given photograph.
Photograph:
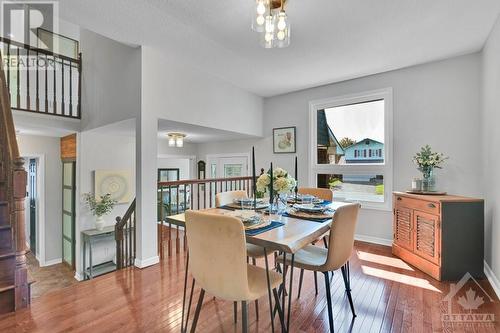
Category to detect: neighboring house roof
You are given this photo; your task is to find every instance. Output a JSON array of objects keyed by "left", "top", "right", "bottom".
[
  {"left": 344, "top": 138, "right": 384, "bottom": 151},
  {"left": 317, "top": 110, "right": 345, "bottom": 154}
]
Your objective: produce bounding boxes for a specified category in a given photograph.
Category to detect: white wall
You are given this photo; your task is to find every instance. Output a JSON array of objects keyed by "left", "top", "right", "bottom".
[
  {"left": 201, "top": 54, "right": 483, "bottom": 243},
  {"left": 141, "top": 47, "right": 264, "bottom": 137},
  {"left": 157, "top": 158, "right": 191, "bottom": 180},
  {"left": 17, "top": 135, "right": 62, "bottom": 264},
  {"left": 481, "top": 15, "right": 500, "bottom": 285},
  {"left": 80, "top": 29, "right": 141, "bottom": 131},
  {"left": 76, "top": 129, "right": 136, "bottom": 276}
]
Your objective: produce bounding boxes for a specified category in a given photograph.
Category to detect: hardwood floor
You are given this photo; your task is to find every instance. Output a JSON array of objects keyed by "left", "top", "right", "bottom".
[
  {"left": 0, "top": 241, "right": 498, "bottom": 332},
  {"left": 26, "top": 252, "right": 77, "bottom": 299}
]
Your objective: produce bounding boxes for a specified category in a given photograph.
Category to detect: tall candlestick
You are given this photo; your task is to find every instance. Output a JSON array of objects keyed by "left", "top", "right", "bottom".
[
  {"left": 252, "top": 147, "right": 256, "bottom": 209},
  {"left": 269, "top": 162, "right": 274, "bottom": 206},
  {"left": 294, "top": 156, "right": 298, "bottom": 200}
]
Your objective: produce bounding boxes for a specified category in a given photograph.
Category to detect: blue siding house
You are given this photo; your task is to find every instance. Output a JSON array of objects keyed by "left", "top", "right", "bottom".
[{"left": 344, "top": 138, "right": 384, "bottom": 163}]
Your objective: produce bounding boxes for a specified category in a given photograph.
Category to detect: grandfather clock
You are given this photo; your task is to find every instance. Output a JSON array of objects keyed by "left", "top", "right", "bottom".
[{"left": 197, "top": 160, "right": 206, "bottom": 179}]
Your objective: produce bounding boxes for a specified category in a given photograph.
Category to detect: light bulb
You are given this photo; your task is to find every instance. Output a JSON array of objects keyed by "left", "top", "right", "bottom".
[
  {"left": 256, "top": 15, "right": 265, "bottom": 26},
  {"left": 265, "top": 32, "right": 273, "bottom": 42},
  {"left": 265, "top": 15, "right": 274, "bottom": 33},
  {"left": 176, "top": 137, "right": 184, "bottom": 148},
  {"left": 277, "top": 12, "right": 287, "bottom": 30},
  {"left": 256, "top": 1, "right": 266, "bottom": 15},
  {"left": 277, "top": 30, "right": 285, "bottom": 40}
]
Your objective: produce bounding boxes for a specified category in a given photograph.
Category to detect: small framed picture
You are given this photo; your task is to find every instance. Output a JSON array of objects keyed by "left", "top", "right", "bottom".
[{"left": 273, "top": 126, "right": 296, "bottom": 153}]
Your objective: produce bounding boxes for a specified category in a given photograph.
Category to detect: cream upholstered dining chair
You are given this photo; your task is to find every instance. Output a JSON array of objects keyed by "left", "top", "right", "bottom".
[
  {"left": 296, "top": 187, "right": 334, "bottom": 297},
  {"left": 297, "top": 187, "right": 334, "bottom": 201},
  {"left": 184, "top": 211, "right": 283, "bottom": 332},
  {"left": 215, "top": 191, "right": 267, "bottom": 260},
  {"left": 280, "top": 203, "right": 360, "bottom": 333}
]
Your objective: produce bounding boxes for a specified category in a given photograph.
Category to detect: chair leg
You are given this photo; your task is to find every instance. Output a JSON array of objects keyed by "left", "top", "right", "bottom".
[
  {"left": 190, "top": 288, "right": 205, "bottom": 333},
  {"left": 233, "top": 302, "right": 238, "bottom": 323},
  {"left": 341, "top": 264, "right": 356, "bottom": 317},
  {"left": 323, "top": 236, "right": 328, "bottom": 248},
  {"left": 242, "top": 301, "right": 248, "bottom": 333},
  {"left": 323, "top": 272, "right": 334, "bottom": 333},
  {"left": 252, "top": 257, "right": 259, "bottom": 321},
  {"left": 313, "top": 271, "right": 318, "bottom": 295},
  {"left": 297, "top": 268, "right": 304, "bottom": 299}
]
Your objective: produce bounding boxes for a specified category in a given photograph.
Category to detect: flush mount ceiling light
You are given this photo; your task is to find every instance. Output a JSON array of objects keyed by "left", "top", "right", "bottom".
[
  {"left": 167, "top": 133, "right": 186, "bottom": 148},
  {"left": 252, "top": 0, "right": 290, "bottom": 49}
]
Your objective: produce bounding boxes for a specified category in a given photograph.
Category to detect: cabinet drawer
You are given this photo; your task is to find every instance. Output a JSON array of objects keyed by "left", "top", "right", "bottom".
[{"left": 394, "top": 195, "right": 440, "bottom": 215}]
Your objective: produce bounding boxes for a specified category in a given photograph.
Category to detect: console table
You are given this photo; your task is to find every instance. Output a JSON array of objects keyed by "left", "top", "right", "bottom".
[
  {"left": 392, "top": 192, "right": 484, "bottom": 281},
  {"left": 82, "top": 226, "right": 117, "bottom": 280}
]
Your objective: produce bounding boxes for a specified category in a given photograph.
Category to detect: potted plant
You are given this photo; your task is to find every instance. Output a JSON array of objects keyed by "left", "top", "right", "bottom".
[
  {"left": 412, "top": 145, "right": 448, "bottom": 191},
  {"left": 83, "top": 193, "right": 117, "bottom": 230}
]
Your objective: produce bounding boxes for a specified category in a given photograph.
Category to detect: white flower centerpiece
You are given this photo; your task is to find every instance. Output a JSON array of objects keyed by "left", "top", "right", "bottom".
[{"left": 256, "top": 167, "right": 297, "bottom": 212}]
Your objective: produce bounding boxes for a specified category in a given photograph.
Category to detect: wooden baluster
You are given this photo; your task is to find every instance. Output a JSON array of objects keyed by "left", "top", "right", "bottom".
[
  {"left": 125, "top": 217, "right": 128, "bottom": 267},
  {"left": 35, "top": 51, "right": 39, "bottom": 112},
  {"left": 176, "top": 186, "right": 180, "bottom": 254},
  {"left": 197, "top": 183, "right": 200, "bottom": 210},
  {"left": 115, "top": 218, "right": 122, "bottom": 269},
  {"left": 7, "top": 43, "right": 10, "bottom": 99},
  {"left": 77, "top": 53, "right": 82, "bottom": 118},
  {"left": 203, "top": 182, "right": 206, "bottom": 209},
  {"left": 183, "top": 184, "right": 187, "bottom": 252},
  {"left": 44, "top": 54, "right": 48, "bottom": 113},
  {"left": 69, "top": 60, "right": 72, "bottom": 117},
  {"left": 26, "top": 49, "right": 30, "bottom": 109},
  {"left": 16, "top": 47, "right": 20, "bottom": 109},
  {"left": 209, "top": 182, "right": 212, "bottom": 208},
  {"left": 61, "top": 59, "right": 65, "bottom": 115},
  {"left": 190, "top": 184, "right": 193, "bottom": 211},
  {"left": 53, "top": 55, "right": 56, "bottom": 114},
  {"left": 168, "top": 185, "right": 172, "bottom": 256},
  {"left": 160, "top": 185, "right": 164, "bottom": 258}
]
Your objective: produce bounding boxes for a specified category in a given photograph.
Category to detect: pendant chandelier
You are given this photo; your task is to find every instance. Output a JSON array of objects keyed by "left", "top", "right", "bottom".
[
  {"left": 251, "top": 0, "right": 290, "bottom": 48},
  {"left": 167, "top": 133, "right": 186, "bottom": 148}
]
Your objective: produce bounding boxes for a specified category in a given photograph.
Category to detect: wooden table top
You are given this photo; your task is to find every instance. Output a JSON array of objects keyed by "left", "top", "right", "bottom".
[{"left": 165, "top": 202, "right": 350, "bottom": 254}]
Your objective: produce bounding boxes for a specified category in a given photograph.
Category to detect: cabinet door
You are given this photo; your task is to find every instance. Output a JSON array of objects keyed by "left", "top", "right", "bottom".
[
  {"left": 394, "top": 207, "right": 413, "bottom": 250},
  {"left": 413, "top": 210, "right": 440, "bottom": 265}
]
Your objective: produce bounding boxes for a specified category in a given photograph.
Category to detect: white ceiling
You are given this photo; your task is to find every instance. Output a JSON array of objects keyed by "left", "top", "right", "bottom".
[
  {"left": 158, "top": 119, "right": 257, "bottom": 143},
  {"left": 59, "top": 0, "right": 500, "bottom": 97}
]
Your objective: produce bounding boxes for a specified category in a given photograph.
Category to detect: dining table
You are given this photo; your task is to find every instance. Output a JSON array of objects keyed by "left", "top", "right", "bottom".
[{"left": 167, "top": 201, "right": 351, "bottom": 333}]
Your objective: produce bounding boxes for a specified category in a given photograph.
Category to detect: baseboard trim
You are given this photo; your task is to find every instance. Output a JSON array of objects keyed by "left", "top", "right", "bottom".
[
  {"left": 134, "top": 256, "right": 160, "bottom": 269},
  {"left": 355, "top": 234, "right": 392, "bottom": 247},
  {"left": 74, "top": 271, "right": 84, "bottom": 282},
  {"left": 41, "top": 258, "right": 62, "bottom": 267},
  {"left": 484, "top": 260, "right": 500, "bottom": 299}
]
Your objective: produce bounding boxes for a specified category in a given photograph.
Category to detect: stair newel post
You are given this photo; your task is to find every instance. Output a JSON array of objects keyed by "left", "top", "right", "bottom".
[{"left": 12, "top": 157, "right": 28, "bottom": 309}]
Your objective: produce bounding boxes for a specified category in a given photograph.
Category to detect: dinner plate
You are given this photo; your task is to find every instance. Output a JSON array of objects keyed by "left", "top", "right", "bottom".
[
  {"left": 293, "top": 203, "right": 327, "bottom": 213},
  {"left": 222, "top": 211, "right": 271, "bottom": 230}
]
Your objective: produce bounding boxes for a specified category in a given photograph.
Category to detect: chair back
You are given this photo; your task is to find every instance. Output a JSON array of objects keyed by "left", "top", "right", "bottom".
[
  {"left": 185, "top": 210, "right": 251, "bottom": 301},
  {"left": 323, "top": 203, "right": 360, "bottom": 271},
  {"left": 215, "top": 190, "right": 248, "bottom": 207},
  {"left": 298, "top": 187, "right": 333, "bottom": 202}
]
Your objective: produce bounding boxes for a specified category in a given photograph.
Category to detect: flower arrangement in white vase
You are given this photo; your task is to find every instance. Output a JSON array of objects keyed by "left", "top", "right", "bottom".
[
  {"left": 412, "top": 145, "right": 448, "bottom": 191},
  {"left": 83, "top": 193, "right": 117, "bottom": 231},
  {"left": 256, "top": 167, "right": 297, "bottom": 196}
]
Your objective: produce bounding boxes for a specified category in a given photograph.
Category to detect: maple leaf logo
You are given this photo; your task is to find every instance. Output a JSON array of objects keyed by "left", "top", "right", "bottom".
[{"left": 457, "top": 288, "right": 484, "bottom": 311}]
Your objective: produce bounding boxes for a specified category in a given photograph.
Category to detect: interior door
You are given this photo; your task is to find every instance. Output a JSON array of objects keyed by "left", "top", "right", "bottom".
[
  {"left": 28, "top": 158, "right": 36, "bottom": 255},
  {"left": 62, "top": 161, "right": 76, "bottom": 269},
  {"left": 413, "top": 210, "right": 440, "bottom": 265},
  {"left": 215, "top": 157, "right": 248, "bottom": 178}
]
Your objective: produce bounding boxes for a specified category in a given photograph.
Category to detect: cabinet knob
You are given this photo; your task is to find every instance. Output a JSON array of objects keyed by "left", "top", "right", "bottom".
[
  {"left": 397, "top": 197, "right": 402, "bottom": 201},
  {"left": 428, "top": 203, "right": 436, "bottom": 208}
]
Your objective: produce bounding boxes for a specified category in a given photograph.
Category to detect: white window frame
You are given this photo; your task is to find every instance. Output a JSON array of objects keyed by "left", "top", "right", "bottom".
[{"left": 308, "top": 88, "right": 393, "bottom": 211}]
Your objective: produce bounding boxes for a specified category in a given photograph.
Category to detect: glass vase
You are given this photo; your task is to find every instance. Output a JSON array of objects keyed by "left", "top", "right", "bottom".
[{"left": 421, "top": 167, "right": 435, "bottom": 192}]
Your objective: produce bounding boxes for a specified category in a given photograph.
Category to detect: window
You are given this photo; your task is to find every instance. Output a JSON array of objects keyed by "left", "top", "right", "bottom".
[{"left": 309, "top": 88, "right": 393, "bottom": 210}]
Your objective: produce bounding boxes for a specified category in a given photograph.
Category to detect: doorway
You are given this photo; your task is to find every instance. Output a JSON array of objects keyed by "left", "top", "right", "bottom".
[{"left": 208, "top": 155, "right": 249, "bottom": 179}]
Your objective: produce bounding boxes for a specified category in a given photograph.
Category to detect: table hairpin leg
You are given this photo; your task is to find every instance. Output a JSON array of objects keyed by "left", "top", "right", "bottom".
[
  {"left": 286, "top": 254, "right": 295, "bottom": 332},
  {"left": 184, "top": 278, "right": 196, "bottom": 333}
]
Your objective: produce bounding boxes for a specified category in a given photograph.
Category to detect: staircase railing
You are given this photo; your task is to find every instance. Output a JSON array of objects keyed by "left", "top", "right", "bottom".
[
  {"left": 0, "top": 36, "right": 81, "bottom": 119},
  {"left": 115, "top": 198, "right": 136, "bottom": 270},
  {"left": 157, "top": 176, "right": 254, "bottom": 257},
  {"left": 0, "top": 49, "right": 28, "bottom": 313}
]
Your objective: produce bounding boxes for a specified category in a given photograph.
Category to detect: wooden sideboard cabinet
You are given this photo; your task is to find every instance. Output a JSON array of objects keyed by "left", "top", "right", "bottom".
[{"left": 392, "top": 192, "right": 484, "bottom": 281}]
